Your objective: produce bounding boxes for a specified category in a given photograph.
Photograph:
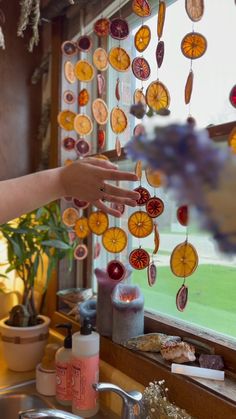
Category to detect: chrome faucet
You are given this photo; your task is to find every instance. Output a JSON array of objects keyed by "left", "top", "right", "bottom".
[
  {"left": 19, "top": 409, "right": 79, "bottom": 419},
  {"left": 93, "top": 382, "right": 142, "bottom": 419}
]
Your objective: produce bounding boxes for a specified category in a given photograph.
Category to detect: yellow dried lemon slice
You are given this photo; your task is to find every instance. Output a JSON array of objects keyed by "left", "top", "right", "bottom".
[
  {"left": 110, "top": 107, "right": 128, "bottom": 134},
  {"left": 170, "top": 241, "right": 198, "bottom": 278},
  {"left": 108, "top": 47, "right": 131, "bottom": 72},
  {"left": 74, "top": 114, "right": 93, "bottom": 136},
  {"left": 92, "top": 99, "right": 109, "bottom": 125},
  {"left": 74, "top": 60, "right": 95, "bottom": 82},
  {"left": 102, "top": 227, "right": 127, "bottom": 253},
  {"left": 128, "top": 211, "right": 153, "bottom": 238},
  {"left": 64, "top": 61, "right": 76, "bottom": 84},
  {"left": 146, "top": 81, "right": 170, "bottom": 111},
  {"left": 93, "top": 47, "right": 109, "bottom": 71},
  {"left": 57, "top": 110, "right": 76, "bottom": 131}
]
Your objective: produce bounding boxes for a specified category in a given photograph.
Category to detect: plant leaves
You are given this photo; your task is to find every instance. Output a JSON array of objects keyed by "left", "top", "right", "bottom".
[{"left": 41, "top": 240, "right": 72, "bottom": 250}]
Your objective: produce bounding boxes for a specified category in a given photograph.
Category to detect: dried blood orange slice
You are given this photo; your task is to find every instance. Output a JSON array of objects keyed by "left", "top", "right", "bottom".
[
  {"left": 185, "top": 0, "right": 204, "bottom": 22},
  {"left": 110, "top": 18, "right": 129, "bottom": 40},
  {"left": 134, "top": 186, "right": 150, "bottom": 206},
  {"left": 94, "top": 17, "right": 110, "bottom": 36},
  {"left": 146, "top": 197, "right": 164, "bottom": 218},
  {"left": 228, "top": 127, "right": 236, "bottom": 154},
  {"left": 157, "top": 0, "right": 166, "bottom": 39},
  {"left": 229, "top": 85, "right": 236, "bottom": 108},
  {"left": 146, "top": 81, "right": 170, "bottom": 111},
  {"left": 64, "top": 61, "right": 76, "bottom": 84},
  {"left": 74, "top": 244, "right": 88, "bottom": 260},
  {"left": 74, "top": 138, "right": 91, "bottom": 157},
  {"left": 133, "top": 89, "right": 147, "bottom": 108},
  {"left": 134, "top": 25, "right": 151, "bottom": 52},
  {"left": 148, "top": 262, "right": 157, "bottom": 286},
  {"left": 77, "top": 35, "right": 92, "bottom": 52},
  {"left": 145, "top": 167, "right": 163, "bottom": 187},
  {"left": 78, "top": 88, "right": 90, "bottom": 107},
  {"left": 156, "top": 41, "right": 165, "bottom": 68},
  {"left": 63, "top": 90, "right": 76, "bottom": 104},
  {"left": 102, "top": 227, "right": 127, "bottom": 253},
  {"left": 92, "top": 99, "right": 109, "bottom": 125},
  {"left": 57, "top": 110, "right": 76, "bottom": 131},
  {"left": 94, "top": 242, "right": 101, "bottom": 259},
  {"left": 132, "top": 0, "right": 151, "bottom": 17},
  {"left": 75, "top": 217, "right": 90, "bottom": 239},
  {"left": 98, "top": 129, "right": 106, "bottom": 149},
  {"left": 153, "top": 223, "right": 160, "bottom": 254},
  {"left": 74, "top": 60, "right": 94, "bottom": 82},
  {"left": 170, "top": 241, "right": 198, "bottom": 278},
  {"left": 181, "top": 32, "right": 207, "bottom": 60},
  {"left": 93, "top": 48, "right": 109, "bottom": 71},
  {"left": 132, "top": 57, "right": 150, "bottom": 81},
  {"left": 133, "top": 124, "right": 145, "bottom": 136},
  {"left": 185, "top": 70, "right": 194, "bottom": 104},
  {"left": 135, "top": 160, "right": 143, "bottom": 181},
  {"left": 108, "top": 47, "right": 131, "bottom": 72},
  {"left": 62, "top": 136, "right": 76, "bottom": 151},
  {"left": 61, "top": 41, "right": 77, "bottom": 56},
  {"left": 128, "top": 211, "right": 153, "bottom": 238},
  {"left": 73, "top": 198, "right": 89, "bottom": 210},
  {"left": 115, "top": 79, "right": 120, "bottom": 101},
  {"left": 107, "top": 260, "right": 126, "bottom": 281},
  {"left": 74, "top": 114, "right": 93, "bottom": 136},
  {"left": 177, "top": 205, "right": 189, "bottom": 226},
  {"left": 110, "top": 107, "right": 128, "bottom": 134},
  {"left": 115, "top": 137, "right": 122, "bottom": 157},
  {"left": 129, "top": 248, "right": 150, "bottom": 270},
  {"left": 62, "top": 207, "right": 79, "bottom": 227},
  {"left": 176, "top": 285, "right": 188, "bottom": 312},
  {"left": 88, "top": 211, "right": 109, "bottom": 235}
]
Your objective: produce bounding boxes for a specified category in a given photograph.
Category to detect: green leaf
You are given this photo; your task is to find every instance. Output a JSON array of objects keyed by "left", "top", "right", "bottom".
[{"left": 41, "top": 240, "right": 72, "bottom": 250}]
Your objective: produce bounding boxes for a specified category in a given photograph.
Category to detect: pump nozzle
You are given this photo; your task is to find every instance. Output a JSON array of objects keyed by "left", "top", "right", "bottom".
[{"left": 56, "top": 323, "right": 72, "bottom": 348}]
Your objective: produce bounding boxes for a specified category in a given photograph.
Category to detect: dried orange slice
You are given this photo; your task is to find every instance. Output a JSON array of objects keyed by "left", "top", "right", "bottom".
[
  {"left": 132, "top": 57, "right": 150, "bottom": 81},
  {"left": 129, "top": 248, "right": 150, "bottom": 270},
  {"left": 74, "top": 244, "right": 88, "bottom": 260},
  {"left": 74, "top": 217, "right": 90, "bottom": 239},
  {"left": 78, "top": 89, "right": 90, "bottom": 107},
  {"left": 74, "top": 114, "right": 93, "bottom": 136},
  {"left": 181, "top": 32, "right": 207, "bottom": 60},
  {"left": 133, "top": 89, "right": 147, "bottom": 108},
  {"left": 157, "top": 0, "right": 166, "bottom": 39},
  {"left": 185, "top": 70, "right": 194, "bottom": 104},
  {"left": 185, "top": 0, "right": 204, "bottom": 22},
  {"left": 62, "top": 207, "right": 79, "bottom": 227},
  {"left": 153, "top": 223, "right": 160, "bottom": 254},
  {"left": 134, "top": 186, "right": 150, "bottom": 206},
  {"left": 88, "top": 211, "right": 109, "bottom": 235},
  {"left": 57, "top": 110, "right": 76, "bottom": 131},
  {"left": 146, "top": 81, "right": 170, "bottom": 111},
  {"left": 93, "top": 48, "right": 109, "bottom": 71},
  {"left": 135, "top": 160, "right": 143, "bottom": 181},
  {"left": 64, "top": 61, "right": 76, "bottom": 84},
  {"left": 108, "top": 47, "right": 131, "bottom": 72},
  {"left": 102, "top": 227, "right": 127, "bottom": 253},
  {"left": 146, "top": 197, "right": 164, "bottom": 218},
  {"left": 132, "top": 0, "right": 151, "bottom": 17},
  {"left": 74, "top": 60, "right": 94, "bottom": 82},
  {"left": 228, "top": 127, "right": 236, "bottom": 154},
  {"left": 170, "top": 241, "right": 198, "bottom": 278},
  {"left": 94, "top": 17, "right": 110, "bottom": 37},
  {"left": 128, "top": 211, "right": 153, "bottom": 238},
  {"left": 61, "top": 41, "right": 77, "bottom": 56},
  {"left": 92, "top": 99, "right": 109, "bottom": 125},
  {"left": 110, "top": 107, "right": 128, "bottom": 134},
  {"left": 134, "top": 25, "right": 151, "bottom": 52},
  {"left": 145, "top": 167, "right": 163, "bottom": 187}
]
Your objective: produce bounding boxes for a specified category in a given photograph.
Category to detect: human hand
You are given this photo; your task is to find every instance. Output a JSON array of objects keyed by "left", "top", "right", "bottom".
[{"left": 60, "top": 157, "right": 140, "bottom": 216}]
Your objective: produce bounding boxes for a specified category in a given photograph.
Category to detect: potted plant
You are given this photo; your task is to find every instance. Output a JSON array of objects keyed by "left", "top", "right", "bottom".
[{"left": 0, "top": 202, "right": 76, "bottom": 371}]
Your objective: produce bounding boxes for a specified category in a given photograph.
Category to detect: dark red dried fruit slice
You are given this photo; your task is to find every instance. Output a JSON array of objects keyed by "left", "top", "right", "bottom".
[
  {"left": 132, "top": 0, "right": 151, "bottom": 17},
  {"left": 129, "top": 248, "right": 150, "bottom": 270},
  {"left": 74, "top": 244, "right": 88, "bottom": 260},
  {"left": 115, "top": 79, "right": 120, "bottom": 101},
  {"left": 132, "top": 57, "right": 150, "bottom": 81},
  {"left": 98, "top": 129, "right": 106, "bottom": 149},
  {"left": 94, "top": 242, "right": 101, "bottom": 259},
  {"left": 177, "top": 205, "right": 189, "bottom": 226},
  {"left": 75, "top": 138, "right": 91, "bottom": 157},
  {"left": 62, "top": 137, "right": 76, "bottom": 151},
  {"left": 61, "top": 41, "right": 77, "bottom": 56},
  {"left": 148, "top": 262, "right": 157, "bottom": 286},
  {"left": 107, "top": 260, "right": 126, "bottom": 281},
  {"left": 176, "top": 284, "right": 188, "bottom": 312},
  {"left": 94, "top": 17, "right": 110, "bottom": 36},
  {"left": 110, "top": 18, "right": 129, "bottom": 40},
  {"left": 134, "top": 186, "right": 150, "bottom": 206},
  {"left": 229, "top": 85, "right": 236, "bottom": 108},
  {"left": 73, "top": 198, "right": 89, "bottom": 210},
  {"left": 146, "top": 197, "right": 164, "bottom": 218},
  {"left": 77, "top": 35, "right": 92, "bottom": 52},
  {"left": 156, "top": 41, "right": 165, "bottom": 68},
  {"left": 63, "top": 90, "right": 76, "bottom": 104}
]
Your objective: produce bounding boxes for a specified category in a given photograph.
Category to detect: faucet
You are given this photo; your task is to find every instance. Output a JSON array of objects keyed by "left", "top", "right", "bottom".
[
  {"left": 93, "top": 382, "right": 142, "bottom": 419},
  {"left": 19, "top": 409, "right": 79, "bottom": 419}
]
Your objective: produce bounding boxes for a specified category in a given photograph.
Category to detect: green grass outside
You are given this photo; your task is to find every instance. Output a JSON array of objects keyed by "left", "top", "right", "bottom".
[{"left": 132, "top": 264, "right": 236, "bottom": 339}]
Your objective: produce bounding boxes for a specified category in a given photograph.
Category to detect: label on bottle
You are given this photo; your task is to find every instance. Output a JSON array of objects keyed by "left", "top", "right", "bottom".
[
  {"left": 72, "top": 355, "right": 99, "bottom": 411},
  {"left": 56, "top": 361, "right": 72, "bottom": 401}
]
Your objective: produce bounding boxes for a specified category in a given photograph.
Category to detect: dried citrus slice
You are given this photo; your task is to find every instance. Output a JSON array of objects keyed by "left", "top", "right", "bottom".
[
  {"left": 62, "top": 136, "right": 76, "bottom": 151},
  {"left": 132, "top": 57, "right": 150, "bottom": 81},
  {"left": 98, "top": 129, "right": 106, "bottom": 149},
  {"left": 78, "top": 88, "right": 90, "bottom": 107},
  {"left": 64, "top": 61, "right": 76, "bottom": 84},
  {"left": 129, "top": 248, "right": 150, "bottom": 270},
  {"left": 115, "top": 79, "right": 120, "bottom": 101},
  {"left": 170, "top": 241, "right": 198, "bottom": 278},
  {"left": 134, "top": 25, "right": 151, "bottom": 52},
  {"left": 145, "top": 167, "right": 163, "bottom": 187},
  {"left": 110, "top": 107, "right": 128, "bottom": 134},
  {"left": 148, "top": 262, "right": 157, "bottom": 286},
  {"left": 74, "top": 138, "right": 91, "bottom": 157},
  {"left": 62, "top": 207, "right": 79, "bottom": 227},
  {"left": 92, "top": 99, "right": 109, "bottom": 125},
  {"left": 108, "top": 47, "right": 131, "bottom": 72},
  {"left": 153, "top": 223, "right": 160, "bottom": 254},
  {"left": 94, "top": 17, "right": 110, "bottom": 36},
  {"left": 93, "top": 48, "right": 109, "bottom": 71},
  {"left": 229, "top": 85, "right": 236, "bottom": 108},
  {"left": 94, "top": 242, "right": 101, "bottom": 259},
  {"left": 57, "top": 110, "right": 76, "bottom": 131},
  {"left": 102, "top": 227, "right": 127, "bottom": 253},
  {"left": 181, "top": 32, "right": 207, "bottom": 60},
  {"left": 228, "top": 127, "right": 236, "bottom": 154},
  {"left": 64, "top": 158, "right": 74, "bottom": 166},
  {"left": 97, "top": 74, "right": 106, "bottom": 96},
  {"left": 88, "top": 211, "right": 109, "bottom": 235},
  {"left": 107, "top": 260, "right": 126, "bottom": 281},
  {"left": 132, "top": 0, "right": 151, "bottom": 17},
  {"left": 185, "top": 0, "right": 204, "bottom": 22},
  {"left": 128, "top": 211, "right": 153, "bottom": 238},
  {"left": 146, "top": 81, "right": 170, "bottom": 111},
  {"left": 73, "top": 198, "right": 89, "bottom": 210},
  {"left": 110, "top": 18, "right": 129, "bottom": 40},
  {"left": 61, "top": 41, "right": 77, "bottom": 56},
  {"left": 135, "top": 160, "right": 143, "bottom": 181},
  {"left": 115, "top": 137, "right": 122, "bottom": 157},
  {"left": 133, "top": 89, "right": 147, "bottom": 108},
  {"left": 74, "top": 60, "right": 94, "bottom": 82},
  {"left": 74, "top": 244, "right": 88, "bottom": 260},
  {"left": 177, "top": 205, "right": 189, "bottom": 226},
  {"left": 185, "top": 70, "right": 194, "bottom": 104},
  {"left": 133, "top": 124, "right": 145, "bottom": 136},
  {"left": 157, "top": 0, "right": 166, "bottom": 39},
  {"left": 176, "top": 285, "right": 188, "bottom": 312},
  {"left": 74, "top": 217, "right": 90, "bottom": 239},
  {"left": 63, "top": 90, "right": 76, "bottom": 104},
  {"left": 156, "top": 41, "right": 165, "bottom": 68},
  {"left": 134, "top": 186, "right": 150, "bottom": 206},
  {"left": 77, "top": 35, "right": 92, "bottom": 52},
  {"left": 74, "top": 114, "right": 93, "bottom": 135},
  {"left": 146, "top": 197, "right": 164, "bottom": 218}
]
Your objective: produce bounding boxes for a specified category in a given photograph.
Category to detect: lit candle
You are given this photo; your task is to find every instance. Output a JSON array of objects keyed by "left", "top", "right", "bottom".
[
  {"left": 171, "top": 363, "right": 225, "bottom": 381},
  {"left": 111, "top": 284, "right": 144, "bottom": 345}
]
